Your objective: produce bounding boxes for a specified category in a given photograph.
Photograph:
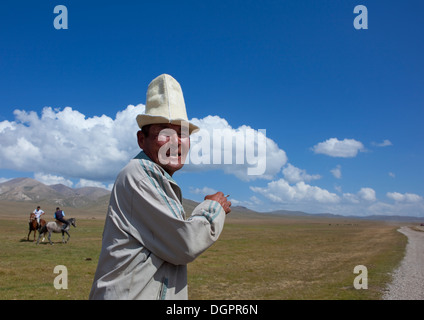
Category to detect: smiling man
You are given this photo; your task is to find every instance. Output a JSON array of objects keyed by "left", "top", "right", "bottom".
[{"left": 89, "top": 74, "right": 231, "bottom": 300}]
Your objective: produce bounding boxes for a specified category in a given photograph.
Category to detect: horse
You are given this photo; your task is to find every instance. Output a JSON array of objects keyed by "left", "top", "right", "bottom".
[
  {"left": 27, "top": 213, "right": 47, "bottom": 242},
  {"left": 36, "top": 218, "right": 77, "bottom": 245}
]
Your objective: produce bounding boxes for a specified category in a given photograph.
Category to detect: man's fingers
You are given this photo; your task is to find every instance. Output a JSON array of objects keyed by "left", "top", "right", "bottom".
[
  {"left": 222, "top": 201, "right": 231, "bottom": 214},
  {"left": 204, "top": 191, "right": 231, "bottom": 214}
]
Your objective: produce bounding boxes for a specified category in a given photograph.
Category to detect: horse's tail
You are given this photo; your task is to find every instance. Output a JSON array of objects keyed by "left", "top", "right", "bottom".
[{"left": 39, "top": 224, "right": 47, "bottom": 233}]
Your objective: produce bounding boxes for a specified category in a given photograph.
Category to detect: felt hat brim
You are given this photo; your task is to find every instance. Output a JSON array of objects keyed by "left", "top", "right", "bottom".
[{"left": 137, "top": 114, "right": 199, "bottom": 135}]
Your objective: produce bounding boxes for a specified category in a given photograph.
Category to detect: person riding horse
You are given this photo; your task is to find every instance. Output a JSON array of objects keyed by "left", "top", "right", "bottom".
[
  {"left": 54, "top": 207, "right": 69, "bottom": 230},
  {"left": 33, "top": 206, "right": 45, "bottom": 229}
]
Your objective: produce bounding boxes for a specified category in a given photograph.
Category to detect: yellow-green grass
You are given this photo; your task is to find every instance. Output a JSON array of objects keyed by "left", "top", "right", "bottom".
[
  {"left": 188, "top": 218, "right": 407, "bottom": 300},
  {"left": 0, "top": 208, "right": 407, "bottom": 300},
  {"left": 0, "top": 218, "right": 102, "bottom": 300}
]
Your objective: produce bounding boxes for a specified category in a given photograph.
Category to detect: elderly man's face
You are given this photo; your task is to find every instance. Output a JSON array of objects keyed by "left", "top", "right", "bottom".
[{"left": 137, "top": 123, "right": 190, "bottom": 176}]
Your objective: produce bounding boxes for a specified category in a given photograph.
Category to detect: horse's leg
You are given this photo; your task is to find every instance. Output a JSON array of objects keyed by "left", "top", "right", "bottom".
[
  {"left": 27, "top": 228, "right": 31, "bottom": 241},
  {"left": 66, "top": 230, "right": 70, "bottom": 243},
  {"left": 48, "top": 231, "right": 53, "bottom": 245},
  {"left": 36, "top": 232, "right": 42, "bottom": 245}
]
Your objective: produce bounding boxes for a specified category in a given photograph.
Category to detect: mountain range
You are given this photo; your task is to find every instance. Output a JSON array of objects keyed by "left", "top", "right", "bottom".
[
  {"left": 1, "top": 177, "right": 422, "bottom": 222},
  {"left": 0, "top": 177, "right": 110, "bottom": 208}
]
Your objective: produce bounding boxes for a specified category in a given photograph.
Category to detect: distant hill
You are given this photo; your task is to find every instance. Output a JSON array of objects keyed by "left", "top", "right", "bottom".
[
  {"left": 0, "top": 177, "right": 110, "bottom": 208},
  {"left": 1, "top": 178, "right": 422, "bottom": 222},
  {"left": 268, "top": 208, "right": 424, "bottom": 223}
]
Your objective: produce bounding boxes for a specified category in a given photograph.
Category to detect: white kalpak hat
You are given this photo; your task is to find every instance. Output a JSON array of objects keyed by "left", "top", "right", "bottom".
[{"left": 136, "top": 74, "right": 199, "bottom": 135}]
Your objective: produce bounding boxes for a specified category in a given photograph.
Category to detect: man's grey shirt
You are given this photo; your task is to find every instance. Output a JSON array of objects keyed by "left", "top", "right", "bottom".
[{"left": 89, "top": 152, "right": 226, "bottom": 299}]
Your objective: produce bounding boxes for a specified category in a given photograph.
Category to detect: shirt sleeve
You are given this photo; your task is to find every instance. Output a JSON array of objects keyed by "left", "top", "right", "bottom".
[{"left": 112, "top": 169, "right": 226, "bottom": 266}]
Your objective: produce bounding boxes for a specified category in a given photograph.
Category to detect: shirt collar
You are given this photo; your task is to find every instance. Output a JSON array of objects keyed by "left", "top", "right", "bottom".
[{"left": 134, "top": 151, "right": 177, "bottom": 184}]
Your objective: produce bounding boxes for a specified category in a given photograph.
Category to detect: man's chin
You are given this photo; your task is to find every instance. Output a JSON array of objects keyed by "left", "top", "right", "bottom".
[{"left": 158, "top": 156, "right": 186, "bottom": 174}]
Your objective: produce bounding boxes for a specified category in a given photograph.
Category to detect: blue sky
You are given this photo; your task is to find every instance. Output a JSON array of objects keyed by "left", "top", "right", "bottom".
[{"left": 1, "top": 1, "right": 423, "bottom": 216}]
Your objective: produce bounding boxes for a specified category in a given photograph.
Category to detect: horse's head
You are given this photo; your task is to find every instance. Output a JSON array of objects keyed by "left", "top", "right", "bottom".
[
  {"left": 29, "top": 213, "right": 36, "bottom": 222},
  {"left": 70, "top": 218, "right": 77, "bottom": 228}
]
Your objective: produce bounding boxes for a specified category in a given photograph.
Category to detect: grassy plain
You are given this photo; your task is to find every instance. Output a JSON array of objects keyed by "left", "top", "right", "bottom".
[{"left": 0, "top": 201, "right": 407, "bottom": 300}]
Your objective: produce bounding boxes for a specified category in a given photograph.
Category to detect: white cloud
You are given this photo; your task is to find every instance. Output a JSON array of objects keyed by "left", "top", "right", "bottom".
[
  {"left": 330, "top": 165, "right": 342, "bottom": 179},
  {"left": 0, "top": 105, "right": 144, "bottom": 182},
  {"left": 372, "top": 139, "right": 393, "bottom": 147},
  {"left": 0, "top": 105, "right": 287, "bottom": 185},
  {"left": 366, "top": 200, "right": 424, "bottom": 217},
  {"left": 75, "top": 179, "right": 112, "bottom": 190},
  {"left": 34, "top": 173, "right": 73, "bottom": 187},
  {"left": 185, "top": 115, "right": 287, "bottom": 180},
  {"left": 342, "top": 188, "right": 376, "bottom": 204},
  {"left": 357, "top": 187, "right": 376, "bottom": 202},
  {"left": 230, "top": 195, "right": 263, "bottom": 208},
  {"left": 0, "top": 120, "right": 15, "bottom": 133},
  {"left": 312, "top": 138, "right": 364, "bottom": 158},
  {"left": 342, "top": 192, "right": 360, "bottom": 204},
  {"left": 249, "top": 196, "right": 262, "bottom": 205},
  {"left": 249, "top": 179, "right": 420, "bottom": 216},
  {"left": 387, "top": 192, "right": 423, "bottom": 203},
  {"left": 251, "top": 179, "right": 340, "bottom": 204},
  {"left": 282, "top": 163, "right": 321, "bottom": 184},
  {"left": 189, "top": 186, "right": 218, "bottom": 196}
]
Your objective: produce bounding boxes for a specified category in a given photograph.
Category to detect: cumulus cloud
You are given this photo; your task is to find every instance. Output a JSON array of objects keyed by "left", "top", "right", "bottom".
[
  {"left": 249, "top": 178, "right": 403, "bottom": 215},
  {"left": 34, "top": 173, "right": 73, "bottom": 187},
  {"left": 282, "top": 163, "right": 321, "bottom": 184},
  {"left": 343, "top": 188, "right": 377, "bottom": 204},
  {"left": 372, "top": 139, "right": 393, "bottom": 147},
  {"left": 357, "top": 187, "right": 377, "bottom": 202},
  {"left": 386, "top": 192, "right": 423, "bottom": 203},
  {"left": 363, "top": 194, "right": 424, "bottom": 217},
  {"left": 189, "top": 186, "right": 218, "bottom": 196},
  {"left": 0, "top": 105, "right": 287, "bottom": 184},
  {"left": 312, "top": 138, "right": 364, "bottom": 158},
  {"left": 250, "top": 179, "right": 340, "bottom": 204},
  {"left": 75, "top": 179, "right": 114, "bottom": 190},
  {"left": 0, "top": 105, "right": 144, "bottom": 182},
  {"left": 184, "top": 115, "right": 287, "bottom": 180},
  {"left": 330, "top": 165, "right": 342, "bottom": 179}
]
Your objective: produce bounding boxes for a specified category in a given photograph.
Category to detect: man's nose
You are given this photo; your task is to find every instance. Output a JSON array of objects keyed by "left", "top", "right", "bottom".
[{"left": 169, "top": 132, "right": 180, "bottom": 145}]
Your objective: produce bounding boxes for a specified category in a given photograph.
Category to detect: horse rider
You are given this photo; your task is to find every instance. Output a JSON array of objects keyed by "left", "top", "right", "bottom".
[
  {"left": 33, "top": 206, "right": 45, "bottom": 228},
  {"left": 54, "top": 207, "right": 69, "bottom": 230}
]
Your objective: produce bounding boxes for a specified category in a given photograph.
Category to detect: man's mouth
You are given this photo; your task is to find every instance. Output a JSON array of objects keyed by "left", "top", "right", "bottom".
[{"left": 166, "top": 150, "right": 181, "bottom": 157}]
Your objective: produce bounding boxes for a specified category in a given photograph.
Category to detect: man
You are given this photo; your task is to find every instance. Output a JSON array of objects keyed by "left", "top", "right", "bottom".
[
  {"left": 54, "top": 207, "right": 69, "bottom": 230},
  {"left": 33, "top": 206, "right": 45, "bottom": 227},
  {"left": 90, "top": 74, "right": 231, "bottom": 300}
]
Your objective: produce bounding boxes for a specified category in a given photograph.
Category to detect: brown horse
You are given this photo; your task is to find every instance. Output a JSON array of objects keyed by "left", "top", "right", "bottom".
[{"left": 27, "top": 213, "right": 47, "bottom": 242}]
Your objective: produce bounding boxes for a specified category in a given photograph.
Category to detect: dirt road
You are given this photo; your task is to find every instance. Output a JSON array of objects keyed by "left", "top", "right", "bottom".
[{"left": 383, "top": 226, "right": 424, "bottom": 300}]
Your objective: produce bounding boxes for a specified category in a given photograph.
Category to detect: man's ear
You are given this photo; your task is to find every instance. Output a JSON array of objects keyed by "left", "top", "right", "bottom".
[{"left": 137, "top": 130, "right": 144, "bottom": 149}]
